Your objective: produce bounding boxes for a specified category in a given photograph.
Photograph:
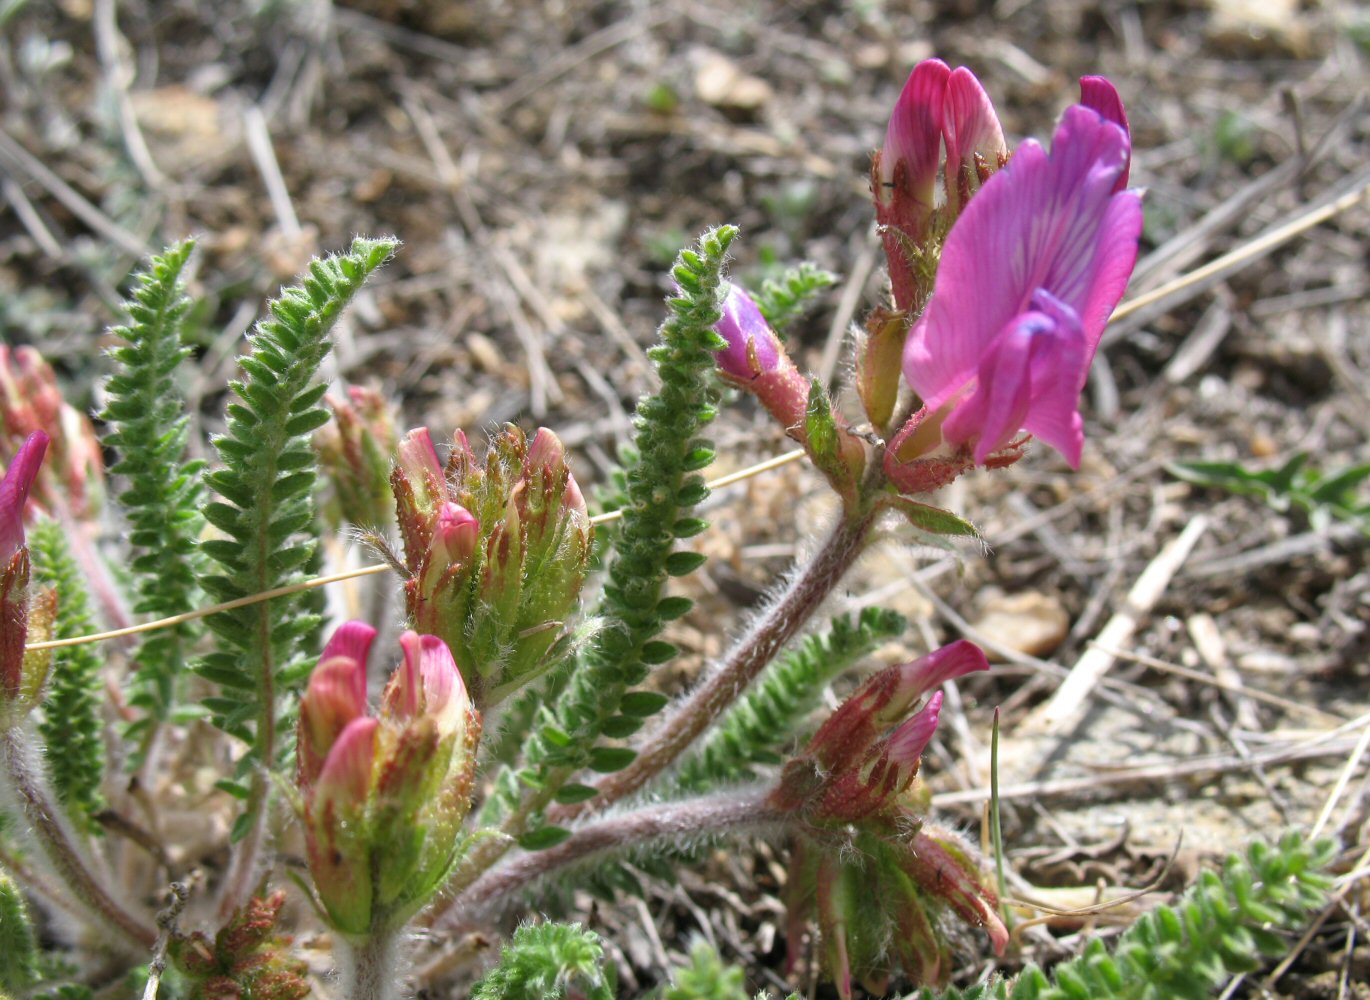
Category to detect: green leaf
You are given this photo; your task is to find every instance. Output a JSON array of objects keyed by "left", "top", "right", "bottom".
[
  {"left": 587, "top": 746, "right": 638, "bottom": 772},
  {"left": 518, "top": 826, "right": 574, "bottom": 851},
  {"left": 619, "top": 690, "right": 670, "bottom": 717}
]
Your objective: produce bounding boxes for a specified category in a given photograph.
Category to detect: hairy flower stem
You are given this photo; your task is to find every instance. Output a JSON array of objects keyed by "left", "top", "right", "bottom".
[
  {"left": 0, "top": 727, "right": 156, "bottom": 950},
  {"left": 338, "top": 928, "right": 405, "bottom": 1000},
  {"left": 216, "top": 771, "right": 269, "bottom": 920},
  {"left": 450, "top": 789, "right": 783, "bottom": 928},
  {"left": 554, "top": 507, "right": 878, "bottom": 824}
]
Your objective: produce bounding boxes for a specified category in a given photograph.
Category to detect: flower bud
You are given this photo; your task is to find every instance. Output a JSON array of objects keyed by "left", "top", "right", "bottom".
[
  {"left": 393, "top": 425, "right": 591, "bottom": 707},
  {"left": 0, "top": 348, "right": 102, "bottom": 519},
  {"left": 805, "top": 640, "right": 988, "bottom": 775},
  {"left": 1, "top": 433, "right": 56, "bottom": 722},
  {"left": 712, "top": 283, "right": 783, "bottom": 381},
  {"left": 296, "top": 624, "right": 481, "bottom": 937},
  {"left": 315, "top": 386, "right": 399, "bottom": 531}
]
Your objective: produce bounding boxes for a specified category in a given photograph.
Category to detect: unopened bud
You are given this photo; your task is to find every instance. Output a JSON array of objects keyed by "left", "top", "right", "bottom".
[
  {"left": 395, "top": 425, "right": 591, "bottom": 707},
  {"left": 316, "top": 386, "right": 399, "bottom": 531},
  {"left": 1, "top": 433, "right": 55, "bottom": 722},
  {"left": 0, "top": 348, "right": 102, "bottom": 519},
  {"left": 297, "top": 624, "right": 481, "bottom": 936}
]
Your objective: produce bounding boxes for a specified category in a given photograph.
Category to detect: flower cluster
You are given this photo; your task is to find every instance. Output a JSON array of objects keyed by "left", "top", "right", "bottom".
[
  {"left": 391, "top": 424, "right": 592, "bottom": 707},
  {"left": 885, "top": 66, "right": 1142, "bottom": 482},
  {"left": 712, "top": 61, "right": 1142, "bottom": 495},
  {"left": 296, "top": 622, "right": 481, "bottom": 936},
  {"left": 767, "top": 641, "right": 1004, "bottom": 996}
]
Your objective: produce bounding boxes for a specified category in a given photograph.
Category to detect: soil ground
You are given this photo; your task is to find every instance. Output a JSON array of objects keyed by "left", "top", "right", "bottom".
[{"left": 1, "top": 0, "right": 1367, "bottom": 997}]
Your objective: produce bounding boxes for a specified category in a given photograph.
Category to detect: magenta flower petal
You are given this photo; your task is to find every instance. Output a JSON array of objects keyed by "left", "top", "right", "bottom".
[
  {"left": 879, "top": 59, "right": 951, "bottom": 213},
  {"left": 0, "top": 432, "right": 48, "bottom": 563},
  {"left": 713, "top": 283, "right": 781, "bottom": 379},
  {"left": 941, "top": 293, "right": 1089, "bottom": 467},
  {"left": 903, "top": 104, "right": 1142, "bottom": 464},
  {"left": 319, "top": 620, "right": 377, "bottom": 675},
  {"left": 886, "top": 690, "right": 944, "bottom": 768},
  {"left": 943, "top": 67, "right": 1006, "bottom": 210},
  {"left": 1079, "top": 76, "right": 1131, "bottom": 190},
  {"left": 434, "top": 502, "right": 480, "bottom": 565},
  {"left": 315, "top": 715, "right": 378, "bottom": 804}
]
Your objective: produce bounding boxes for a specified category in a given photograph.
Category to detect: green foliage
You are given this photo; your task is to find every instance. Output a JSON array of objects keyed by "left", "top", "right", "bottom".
[
  {"left": 674, "top": 608, "right": 907, "bottom": 792},
  {"left": 911, "top": 832, "right": 1335, "bottom": 1000},
  {"left": 471, "top": 922, "right": 615, "bottom": 1000},
  {"left": 196, "top": 237, "right": 396, "bottom": 784},
  {"left": 1170, "top": 453, "right": 1370, "bottom": 535},
  {"left": 504, "top": 226, "right": 736, "bottom": 814},
  {"left": 100, "top": 240, "right": 206, "bottom": 733},
  {"left": 0, "top": 870, "right": 38, "bottom": 994},
  {"left": 660, "top": 940, "right": 748, "bottom": 1000},
  {"left": 27, "top": 519, "right": 105, "bottom": 830},
  {"left": 753, "top": 262, "right": 836, "bottom": 335}
]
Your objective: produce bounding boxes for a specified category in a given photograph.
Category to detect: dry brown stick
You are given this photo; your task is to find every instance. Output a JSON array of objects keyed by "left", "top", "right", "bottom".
[
  {"left": 2, "top": 176, "right": 64, "bottom": 259},
  {"left": 1127, "top": 95, "right": 1363, "bottom": 292},
  {"left": 242, "top": 106, "right": 303, "bottom": 240},
  {"left": 932, "top": 732, "right": 1363, "bottom": 809},
  {"left": 1022, "top": 514, "right": 1210, "bottom": 734},
  {"left": 1087, "top": 641, "right": 1343, "bottom": 727},
  {"left": 0, "top": 129, "right": 147, "bottom": 257},
  {"left": 817, "top": 237, "right": 878, "bottom": 385},
  {"left": 93, "top": 0, "right": 166, "bottom": 191}
]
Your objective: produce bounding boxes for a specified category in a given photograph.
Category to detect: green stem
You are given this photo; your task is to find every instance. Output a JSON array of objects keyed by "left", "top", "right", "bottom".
[
  {"left": 448, "top": 788, "right": 782, "bottom": 929},
  {"left": 338, "top": 927, "right": 405, "bottom": 1000},
  {"left": 553, "top": 507, "right": 878, "bottom": 822},
  {"left": 0, "top": 726, "right": 156, "bottom": 950}
]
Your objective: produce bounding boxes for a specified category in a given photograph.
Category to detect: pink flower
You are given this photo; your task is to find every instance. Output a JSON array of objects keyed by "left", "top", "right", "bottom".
[
  {"left": 296, "top": 623, "right": 481, "bottom": 935},
  {"left": 2, "top": 432, "right": 53, "bottom": 712},
  {"left": 1, "top": 432, "right": 48, "bottom": 564},
  {"left": 873, "top": 60, "right": 1008, "bottom": 312},
  {"left": 770, "top": 641, "right": 989, "bottom": 822},
  {"left": 712, "top": 283, "right": 782, "bottom": 380},
  {"left": 902, "top": 98, "right": 1142, "bottom": 468}
]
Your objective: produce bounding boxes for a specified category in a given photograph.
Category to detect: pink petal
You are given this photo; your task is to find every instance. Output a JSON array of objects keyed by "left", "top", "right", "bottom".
[
  {"left": 391, "top": 630, "right": 425, "bottom": 718},
  {"left": 320, "top": 620, "right": 377, "bottom": 675},
  {"left": 397, "top": 427, "right": 446, "bottom": 507},
  {"left": 417, "top": 633, "right": 468, "bottom": 736},
  {"left": 891, "top": 640, "right": 991, "bottom": 708},
  {"left": 941, "top": 296, "right": 1089, "bottom": 467},
  {"left": 943, "top": 67, "right": 1006, "bottom": 208},
  {"left": 904, "top": 106, "right": 1136, "bottom": 417},
  {"left": 527, "top": 427, "right": 566, "bottom": 470},
  {"left": 808, "top": 641, "right": 987, "bottom": 770},
  {"left": 886, "top": 690, "right": 944, "bottom": 767},
  {"left": 713, "top": 283, "right": 780, "bottom": 379},
  {"left": 434, "top": 502, "right": 480, "bottom": 565},
  {"left": 314, "top": 716, "right": 377, "bottom": 808},
  {"left": 1079, "top": 76, "right": 1131, "bottom": 190},
  {"left": 879, "top": 59, "right": 951, "bottom": 210},
  {"left": 0, "top": 432, "right": 48, "bottom": 562}
]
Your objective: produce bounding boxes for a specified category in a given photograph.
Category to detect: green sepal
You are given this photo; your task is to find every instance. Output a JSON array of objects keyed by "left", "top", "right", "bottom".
[{"left": 885, "top": 497, "right": 979, "bottom": 537}]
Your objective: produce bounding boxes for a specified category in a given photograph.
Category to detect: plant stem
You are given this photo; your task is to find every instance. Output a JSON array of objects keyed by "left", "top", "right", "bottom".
[
  {"left": 552, "top": 508, "right": 878, "bottom": 823},
  {"left": 0, "top": 726, "right": 156, "bottom": 950},
  {"left": 338, "top": 927, "right": 405, "bottom": 1000},
  {"left": 216, "top": 770, "right": 268, "bottom": 919},
  {"left": 446, "top": 788, "right": 782, "bottom": 930}
]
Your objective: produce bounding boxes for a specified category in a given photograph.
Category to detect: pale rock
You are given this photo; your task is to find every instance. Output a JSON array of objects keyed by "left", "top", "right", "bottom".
[{"left": 973, "top": 590, "right": 1070, "bottom": 659}]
